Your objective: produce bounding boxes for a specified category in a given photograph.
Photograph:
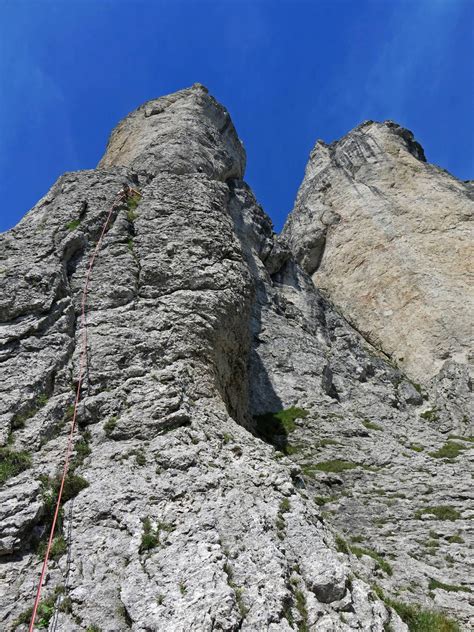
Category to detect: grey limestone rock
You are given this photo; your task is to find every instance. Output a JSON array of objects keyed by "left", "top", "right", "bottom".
[{"left": 0, "top": 85, "right": 471, "bottom": 631}]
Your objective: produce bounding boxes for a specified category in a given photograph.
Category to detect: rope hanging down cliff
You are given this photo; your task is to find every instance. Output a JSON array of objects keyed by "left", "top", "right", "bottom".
[{"left": 29, "top": 184, "right": 142, "bottom": 632}]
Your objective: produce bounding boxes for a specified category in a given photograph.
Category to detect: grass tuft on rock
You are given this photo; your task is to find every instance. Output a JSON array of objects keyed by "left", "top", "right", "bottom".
[
  {"left": 139, "top": 517, "right": 174, "bottom": 553},
  {"left": 0, "top": 447, "right": 31, "bottom": 485},
  {"left": 415, "top": 506, "right": 461, "bottom": 521},
  {"left": 37, "top": 535, "right": 67, "bottom": 561},
  {"left": 420, "top": 408, "right": 439, "bottom": 422},
  {"left": 389, "top": 599, "right": 460, "bottom": 631},
  {"left": 104, "top": 416, "right": 117, "bottom": 436},
  {"left": 373, "top": 585, "right": 461, "bottom": 632},
  {"left": 66, "top": 219, "right": 81, "bottom": 231},
  {"left": 362, "top": 419, "right": 383, "bottom": 431},
  {"left": 428, "top": 578, "right": 471, "bottom": 593},
  {"left": 304, "top": 460, "right": 358, "bottom": 474},
  {"left": 350, "top": 545, "right": 393, "bottom": 575},
  {"left": 428, "top": 442, "right": 467, "bottom": 460},
  {"left": 254, "top": 407, "right": 308, "bottom": 454}
]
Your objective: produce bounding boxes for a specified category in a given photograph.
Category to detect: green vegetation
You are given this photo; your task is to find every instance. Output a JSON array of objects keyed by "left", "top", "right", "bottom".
[
  {"left": 254, "top": 407, "right": 308, "bottom": 454},
  {"left": 319, "top": 438, "right": 339, "bottom": 447},
  {"left": 13, "top": 586, "right": 67, "bottom": 629},
  {"left": 139, "top": 517, "right": 174, "bottom": 553},
  {"left": 335, "top": 535, "right": 350, "bottom": 555},
  {"left": 37, "top": 535, "right": 67, "bottom": 561},
  {"left": 0, "top": 447, "right": 31, "bottom": 485},
  {"left": 415, "top": 506, "right": 461, "bottom": 521},
  {"left": 104, "top": 416, "right": 117, "bottom": 436},
  {"left": 390, "top": 599, "right": 460, "bottom": 631},
  {"left": 67, "top": 218, "right": 81, "bottom": 231},
  {"left": 222, "top": 433, "right": 233, "bottom": 444},
  {"left": 38, "top": 471, "right": 89, "bottom": 540},
  {"left": 275, "top": 499, "right": 291, "bottom": 540},
  {"left": 127, "top": 237, "right": 134, "bottom": 252},
  {"left": 234, "top": 586, "right": 248, "bottom": 618},
  {"left": 156, "top": 595, "right": 165, "bottom": 606},
  {"left": 86, "top": 626, "right": 103, "bottom": 632},
  {"left": 428, "top": 442, "right": 467, "bottom": 460},
  {"left": 224, "top": 551, "right": 248, "bottom": 619},
  {"left": 72, "top": 433, "right": 92, "bottom": 469},
  {"left": 135, "top": 449, "right": 146, "bottom": 466},
  {"left": 314, "top": 496, "right": 331, "bottom": 506},
  {"left": 428, "top": 578, "right": 471, "bottom": 593},
  {"left": 409, "top": 444, "right": 424, "bottom": 452},
  {"left": 140, "top": 517, "right": 159, "bottom": 552},
  {"left": 179, "top": 581, "right": 187, "bottom": 595},
  {"left": 447, "top": 534, "right": 464, "bottom": 544},
  {"left": 412, "top": 382, "right": 423, "bottom": 395},
  {"left": 294, "top": 589, "right": 309, "bottom": 632},
  {"left": 373, "top": 585, "right": 461, "bottom": 632},
  {"left": 350, "top": 544, "right": 393, "bottom": 575},
  {"left": 362, "top": 419, "right": 383, "bottom": 431},
  {"left": 334, "top": 535, "right": 392, "bottom": 575},
  {"left": 126, "top": 194, "right": 141, "bottom": 215},
  {"left": 351, "top": 535, "right": 364, "bottom": 543},
  {"left": 448, "top": 434, "right": 474, "bottom": 443},
  {"left": 11, "top": 392, "right": 50, "bottom": 428},
  {"left": 303, "top": 460, "right": 358, "bottom": 475},
  {"left": 420, "top": 408, "right": 439, "bottom": 422},
  {"left": 283, "top": 575, "right": 309, "bottom": 631}
]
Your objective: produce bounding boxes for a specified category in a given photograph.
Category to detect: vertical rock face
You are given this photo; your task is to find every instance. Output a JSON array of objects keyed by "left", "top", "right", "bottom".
[
  {"left": 282, "top": 121, "right": 473, "bottom": 387},
  {"left": 0, "top": 86, "right": 472, "bottom": 632}
]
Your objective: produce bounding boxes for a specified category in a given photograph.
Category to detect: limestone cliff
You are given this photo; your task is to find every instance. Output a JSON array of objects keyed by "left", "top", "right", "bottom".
[
  {"left": 282, "top": 120, "right": 473, "bottom": 387},
  {"left": 0, "top": 85, "right": 472, "bottom": 632}
]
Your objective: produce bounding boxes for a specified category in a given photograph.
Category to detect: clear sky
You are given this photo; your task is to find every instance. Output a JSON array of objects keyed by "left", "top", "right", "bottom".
[{"left": 0, "top": 0, "right": 473, "bottom": 233}]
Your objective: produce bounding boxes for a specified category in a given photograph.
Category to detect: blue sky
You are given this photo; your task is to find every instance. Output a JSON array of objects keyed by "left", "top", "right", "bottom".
[{"left": 0, "top": 0, "right": 473, "bottom": 233}]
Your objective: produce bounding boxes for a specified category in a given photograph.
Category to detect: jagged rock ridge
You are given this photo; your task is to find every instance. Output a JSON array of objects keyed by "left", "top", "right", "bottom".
[{"left": 0, "top": 84, "right": 472, "bottom": 631}]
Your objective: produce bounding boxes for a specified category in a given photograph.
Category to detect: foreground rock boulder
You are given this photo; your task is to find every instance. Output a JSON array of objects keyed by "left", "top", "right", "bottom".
[{"left": 0, "top": 84, "right": 471, "bottom": 631}]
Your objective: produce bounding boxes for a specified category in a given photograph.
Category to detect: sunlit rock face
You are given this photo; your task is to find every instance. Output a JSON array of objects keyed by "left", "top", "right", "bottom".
[
  {"left": 0, "top": 86, "right": 471, "bottom": 631},
  {"left": 283, "top": 120, "right": 473, "bottom": 388}
]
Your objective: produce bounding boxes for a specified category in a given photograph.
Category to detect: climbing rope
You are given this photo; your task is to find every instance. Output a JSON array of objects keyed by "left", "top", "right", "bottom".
[{"left": 29, "top": 184, "right": 141, "bottom": 631}]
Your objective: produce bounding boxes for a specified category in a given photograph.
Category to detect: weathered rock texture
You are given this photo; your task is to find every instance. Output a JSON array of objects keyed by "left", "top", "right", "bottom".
[
  {"left": 0, "top": 85, "right": 472, "bottom": 632},
  {"left": 282, "top": 121, "right": 473, "bottom": 386}
]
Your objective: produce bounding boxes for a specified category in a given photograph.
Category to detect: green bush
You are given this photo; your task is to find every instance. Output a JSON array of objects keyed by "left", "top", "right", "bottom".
[{"left": 0, "top": 448, "right": 31, "bottom": 485}]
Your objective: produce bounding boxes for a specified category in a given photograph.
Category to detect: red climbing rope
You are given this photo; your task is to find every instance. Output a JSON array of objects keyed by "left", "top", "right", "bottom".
[{"left": 28, "top": 187, "right": 133, "bottom": 631}]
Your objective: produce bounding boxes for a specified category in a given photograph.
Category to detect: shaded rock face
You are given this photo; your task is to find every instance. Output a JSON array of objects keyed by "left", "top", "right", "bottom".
[
  {"left": 0, "top": 85, "right": 471, "bottom": 632},
  {"left": 282, "top": 120, "right": 473, "bottom": 388}
]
